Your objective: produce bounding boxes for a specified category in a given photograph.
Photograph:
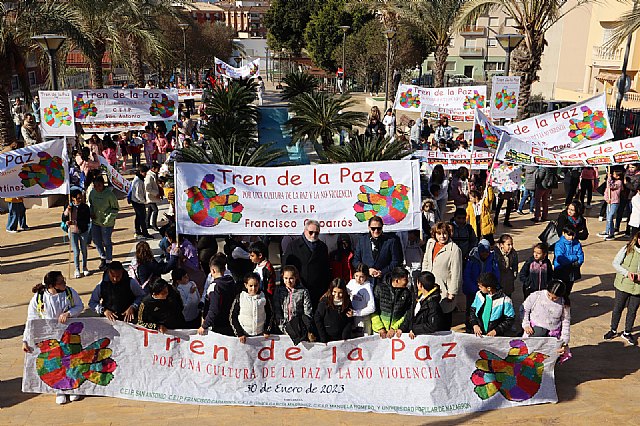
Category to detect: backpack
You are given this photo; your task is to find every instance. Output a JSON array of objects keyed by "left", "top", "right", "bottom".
[
  {"left": 542, "top": 169, "right": 558, "bottom": 189},
  {"left": 36, "top": 288, "right": 74, "bottom": 318}
]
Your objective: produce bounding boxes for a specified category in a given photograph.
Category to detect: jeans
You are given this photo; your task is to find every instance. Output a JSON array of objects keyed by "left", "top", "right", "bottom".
[
  {"left": 132, "top": 201, "right": 148, "bottom": 235},
  {"left": 131, "top": 153, "right": 141, "bottom": 169},
  {"left": 610, "top": 288, "right": 640, "bottom": 333},
  {"left": 6, "top": 202, "right": 27, "bottom": 231},
  {"left": 146, "top": 203, "right": 159, "bottom": 229},
  {"left": 92, "top": 224, "right": 113, "bottom": 262},
  {"left": 606, "top": 203, "right": 619, "bottom": 237},
  {"left": 518, "top": 189, "right": 535, "bottom": 212},
  {"left": 534, "top": 188, "right": 551, "bottom": 220},
  {"left": 69, "top": 230, "right": 89, "bottom": 271}
]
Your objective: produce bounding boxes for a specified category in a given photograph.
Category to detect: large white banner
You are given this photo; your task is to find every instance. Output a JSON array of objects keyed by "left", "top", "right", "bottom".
[
  {"left": 38, "top": 91, "right": 76, "bottom": 137},
  {"left": 98, "top": 156, "right": 131, "bottom": 194},
  {"left": 175, "top": 161, "right": 421, "bottom": 235},
  {"left": 0, "top": 139, "right": 68, "bottom": 197},
  {"left": 81, "top": 122, "right": 147, "bottom": 133},
  {"left": 490, "top": 76, "right": 520, "bottom": 120},
  {"left": 497, "top": 133, "right": 640, "bottom": 167},
  {"left": 394, "top": 84, "right": 488, "bottom": 122},
  {"left": 22, "top": 319, "right": 560, "bottom": 416},
  {"left": 409, "top": 150, "right": 494, "bottom": 170},
  {"left": 71, "top": 89, "right": 178, "bottom": 123},
  {"left": 503, "top": 94, "right": 613, "bottom": 152},
  {"left": 214, "top": 58, "right": 260, "bottom": 80}
]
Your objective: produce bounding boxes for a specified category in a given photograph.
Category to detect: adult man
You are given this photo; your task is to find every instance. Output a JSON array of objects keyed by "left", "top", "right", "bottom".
[
  {"left": 283, "top": 220, "right": 331, "bottom": 307},
  {"left": 88, "top": 261, "right": 145, "bottom": 322},
  {"left": 352, "top": 216, "right": 403, "bottom": 286}
]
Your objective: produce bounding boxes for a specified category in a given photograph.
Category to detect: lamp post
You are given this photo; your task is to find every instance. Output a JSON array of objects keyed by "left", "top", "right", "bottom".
[
  {"left": 495, "top": 33, "right": 524, "bottom": 76},
  {"left": 265, "top": 48, "right": 269, "bottom": 82},
  {"left": 383, "top": 29, "right": 396, "bottom": 112},
  {"left": 31, "top": 34, "right": 67, "bottom": 90},
  {"left": 339, "top": 25, "right": 350, "bottom": 93},
  {"left": 178, "top": 23, "right": 189, "bottom": 85}
]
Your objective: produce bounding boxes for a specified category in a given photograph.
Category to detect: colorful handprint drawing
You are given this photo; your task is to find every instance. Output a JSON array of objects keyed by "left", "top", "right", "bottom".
[
  {"left": 353, "top": 172, "right": 410, "bottom": 225},
  {"left": 185, "top": 174, "right": 243, "bottom": 227},
  {"left": 19, "top": 151, "right": 65, "bottom": 190}
]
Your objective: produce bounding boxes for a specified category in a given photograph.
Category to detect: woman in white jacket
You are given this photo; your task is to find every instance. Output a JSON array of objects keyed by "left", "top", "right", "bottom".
[
  {"left": 144, "top": 162, "right": 162, "bottom": 231},
  {"left": 22, "top": 271, "right": 84, "bottom": 405}
]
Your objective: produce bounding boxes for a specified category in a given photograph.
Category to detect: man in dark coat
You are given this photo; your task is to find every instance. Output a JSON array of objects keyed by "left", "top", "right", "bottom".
[
  {"left": 283, "top": 220, "right": 331, "bottom": 308},
  {"left": 352, "top": 216, "right": 402, "bottom": 287}
]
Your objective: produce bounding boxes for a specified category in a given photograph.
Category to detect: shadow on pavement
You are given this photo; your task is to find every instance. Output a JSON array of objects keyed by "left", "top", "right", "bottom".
[
  {"left": 0, "top": 324, "right": 24, "bottom": 339},
  {"left": 0, "top": 377, "right": 38, "bottom": 408}
]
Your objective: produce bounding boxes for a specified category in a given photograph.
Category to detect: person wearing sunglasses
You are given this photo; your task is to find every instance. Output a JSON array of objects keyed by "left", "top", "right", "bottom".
[{"left": 352, "top": 216, "right": 402, "bottom": 287}]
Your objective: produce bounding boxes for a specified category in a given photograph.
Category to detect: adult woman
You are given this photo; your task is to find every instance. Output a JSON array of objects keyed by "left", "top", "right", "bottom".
[
  {"left": 21, "top": 113, "right": 41, "bottom": 145},
  {"left": 62, "top": 189, "right": 92, "bottom": 278},
  {"left": 22, "top": 271, "right": 84, "bottom": 405},
  {"left": 421, "top": 221, "right": 463, "bottom": 329},
  {"left": 434, "top": 117, "right": 453, "bottom": 141},
  {"left": 129, "top": 241, "right": 178, "bottom": 291},
  {"left": 429, "top": 164, "right": 449, "bottom": 216},
  {"left": 89, "top": 177, "right": 119, "bottom": 271},
  {"left": 556, "top": 201, "right": 589, "bottom": 241}
]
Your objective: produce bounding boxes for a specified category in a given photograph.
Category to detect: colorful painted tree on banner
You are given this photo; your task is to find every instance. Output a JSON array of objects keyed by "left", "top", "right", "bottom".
[
  {"left": 568, "top": 106, "right": 608, "bottom": 143},
  {"left": 43, "top": 103, "right": 73, "bottom": 127},
  {"left": 398, "top": 88, "right": 421, "bottom": 109},
  {"left": 186, "top": 174, "right": 244, "bottom": 227},
  {"left": 18, "top": 152, "right": 65, "bottom": 190},
  {"left": 463, "top": 91, "right": 485, "bottom": 109},
  {"left": 73, "top": 95, "right": 98, "bottom": 119},
  {"left": 149, "top": 94, "right": 176, "bottom": 118},
  {"left": 494, "top": 89, "right": 517, "bottom": 111},
  {"left": 353, "top": 172, "right": 410, "bottom": 225}
]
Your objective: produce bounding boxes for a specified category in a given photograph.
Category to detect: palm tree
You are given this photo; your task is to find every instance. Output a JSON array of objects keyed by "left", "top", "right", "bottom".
[
  {"left": 179, "top": 137, "right": 287, "bottom": 166},
  {"left": 287, "top": 92, "right": 367, "bottom": 148},
  {"left": 324, "top": 134, "right": 410, "bottom": 162},
  {"left": 281, "top": 72, "right": 319, "bottom": 101},
  {"left": 457, "top": 0, "right": 591, "bottom": 117},
  {"left": 395, "top": 0, "right": 464, "bottom": 88},
  {"left": 202, "top": 82, "right": 259, "bottom": 141}
]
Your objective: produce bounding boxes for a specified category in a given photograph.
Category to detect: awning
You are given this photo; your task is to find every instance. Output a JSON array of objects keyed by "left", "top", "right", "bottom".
[{"left": 595, "top": 72, "right": 619, "bottom": 83}]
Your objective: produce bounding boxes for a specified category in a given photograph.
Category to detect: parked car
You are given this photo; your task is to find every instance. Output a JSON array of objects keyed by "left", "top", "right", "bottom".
[{"left": 447, "top": 74, "right": 475, "bottom": 85}]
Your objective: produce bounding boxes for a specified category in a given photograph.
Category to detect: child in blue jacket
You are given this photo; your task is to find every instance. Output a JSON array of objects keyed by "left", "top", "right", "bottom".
[
  {"left": 463, "top": 239, "right": 501, "bottom": 331},
  {"left": 470, "top": 272, "right": 515, "bottom": 336},
  {"left": 553, "top": 225, "right": 584, "bottom": 300}
]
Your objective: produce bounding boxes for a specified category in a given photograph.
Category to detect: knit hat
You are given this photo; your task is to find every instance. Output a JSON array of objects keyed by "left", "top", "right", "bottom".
[{"left": 478, "top": 239, "right": 491, "bottom": 253}]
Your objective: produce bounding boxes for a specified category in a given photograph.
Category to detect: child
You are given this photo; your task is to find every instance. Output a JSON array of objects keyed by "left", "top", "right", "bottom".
[
  {"left": 605, "top": 232, "right": 640, "bottom": 345},
  {"left": 553, "top": 226, "right": 584, "bottom": 299},
  {"left": 137, "top": 278, "right": 185, "bottom": 333},
  {"left": 346, "top": 264, "right": 376, "bottom": 336},
  {"left": 198, "top": 258, "right": 239, "bottom": 336},
  {"left": 421, "top": 198, "right": 440, "bottom": 238},
  {"left": 408, "top": 271, "right": 446, "bottom": 338},
  {"left": 599, "top": 169, "right": 623, "bottom": 241},
  {"left": 272, "top": 265, "right": 314, "bottom": 343},
  {"left": 230, "top": 272, "right": 273, "bottom": 343},
  {"left": 519, "top": 243, "right": 554, "bottom": 300},
  {"left": 22, "top": 271, "right": 84, "bottom": 405},
  {"left": 313, "top": 278, "right": 353, "bottom": 343},
  {"left": 466, "top": 188, "right": 495, "bottom": 240},
  {"left": 172, "top": 268, "right": 201, "bottom": 329},
  {"left": 450, "top": 207, "right": 478, "bottom": 261},
  {"left": 463, "top": 239, "right": 501, "bottom": 330},
  {"left": 497, "top": 234, "right": 518, "bottom": 297},
  {"left": 403, "top": 230, "right": 424, "bottom": 288},
  {"left": 522, "top": 280, "right": 571, "bottom": 355},
  {"left": 450, "top": 166, "right": 470, "bottom": 209},
  {"left": 249, "top": 241, "right": 276, "bottom": 296},
  {"left": 469, "top": 272, "right": 515, "bottom": 337},
  {"left": 371, "top": 267, "right": 413, "bottom": 339}
]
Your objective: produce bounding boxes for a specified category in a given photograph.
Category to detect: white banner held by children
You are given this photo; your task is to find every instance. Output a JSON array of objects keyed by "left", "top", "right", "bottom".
[
  {"left": 214, "top": 58, "right": 260, "bottom": 80},
  {"left": 0, "top": 139, "right": 68, "bottom": 197},
  {"left": 97, "top": 156, "right": 131, "bottom": 194},
  {"left": 409, "top": 150, "right": 494, "bottom": 170},
  {"left": 38, "top": 91, "right": 76, "bottom": 137},
  {"left": 71, "top": 89, "right": 179, "bottom": 123},
  {"left": 174, "top": 160, "right": 421, "bottom": 235},
  {"left": 22, "top": 319, "right": 560, "bottom": 416},
  {"left": 490, "top": 76, "right": 520, "bottom": 119},
  {"left": 503, "top": 93, "right": 613, "bottom": 151}
]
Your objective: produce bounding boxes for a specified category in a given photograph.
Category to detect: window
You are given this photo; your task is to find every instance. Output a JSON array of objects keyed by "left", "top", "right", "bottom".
[
  {"left": 602, "top": 27, "right": 616, "bottom": 44},
  {"left": 464, "top": 38, "right": 476, "bottom": 48},
  {"left": 488, "top": 17, "right": 499, "bottom": 27},
  {"left": 486, "top": 61, "right": 506, "bottom": 71},
  {"left": 505, "top": 18, "right": 517, "bottom": 27},
  {"left": 445, "top": 61, "right": 456, "bottom": 71},
  {"left": 488, "top": 38, "right": 498, "bottom": 47},
  {"left": 28, "top": 71, "right": 36, "bottom": 86},
  {"left": 11, "top": 75, "right": 19, "bottom": 92}
]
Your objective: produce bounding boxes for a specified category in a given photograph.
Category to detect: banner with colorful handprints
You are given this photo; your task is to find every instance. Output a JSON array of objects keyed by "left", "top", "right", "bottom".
[
  {"left": 22, "top": 318, "right": 560, "bottom": 416},
  {"left": 214, "top": 58, "right": 260, "bottom": 80},
  {"left": 0, "top": 139, "right": 68, "bottom": 197},
  {"left": 394, "top": 84, "right": 488, "bottom": 122},
  {"left": 38, "top": 91, "right": 76, "bottom": 137},
  {"left": 503, "top": 93, "right": 613, "bottom": 152},
  {"left": 408, "top": 150, "right": 494, "bottom": 171},
  {"left": 490, "top": 76, "right": 520, "bottom": 120},
  {"left": 496, "top": 133, "right": 640, "bottom": 167},
  {"left": 97, "top": 156, "right": 131, "bottom": 194},
  {"left": 474, "top": 109, "right": 505, "bottom": 151},
  {"left": 71, "top": 89, "right": 178, "bottom": 123},
  {"left": 174, "top": 160, "right": 421, "bottom": 235}
]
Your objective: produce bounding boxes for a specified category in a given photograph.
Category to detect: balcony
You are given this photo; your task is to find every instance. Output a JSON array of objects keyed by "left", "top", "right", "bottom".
[
  {"left": 460, "top": 47, "right": 484, "bottom": 57},
  {"left": 460, "top": 25, "right": 486, "bottom": 37},
  {"left": 593, "top": 45, "right": 624, "bottom": 66}
]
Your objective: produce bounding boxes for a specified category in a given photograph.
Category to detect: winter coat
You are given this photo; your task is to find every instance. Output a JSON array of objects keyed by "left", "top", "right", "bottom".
[
  {"left": 61, "top": 202, "right": 91, "bottom": 234},
  {"left": 449, "top": 175, "right": 470, "bottom": 206},
  {"left": 370, "top": 280, "right": 413, "bottom": 333},
  {"left": 519, "top": 256, "right": 553, "bottom": 294},
  {"left": 253, "top": 260, "right": 276, "bottom": 296},
  {"left": 130, "top": 176, "right": 146, "bottom": 204},
  {"left": 313, "top": 299, "right": 353, "bottom": 342},
  {"left": 230, "top": 291, "right": 273, "bottom": 337},
  {"left": 523, "top": 166, "right": 537, "bottom": 191},
  {"left": 283, "top": 236, "right": 331, "bottom": 305},
  {"left": 421, "top": 239, "right": 463, "bottom": 313},
  {"left": 201, "top": 275, "right": 240, "bottom": 335},
  {"left": 144, "top": 170, "right": 162, "bottom": 204},
  {"left": 556, "top": 211, "right": 589, "bottom": 241},
  {"left": 346, "top": 278, "right": 375, "bottom": 331},
  {"left": 273, "top": 283, "right": 313, "bottom": 333},
  {"left": 463, "top": 248, "right": 501, "bottom": 296},
  {"left": 329, "top": 250, "right": 354, "bottom": 283},
  {"left": 496, "top": 248, "right": 518, "bottom": 296},
  {"left": 630, "top": 193, "right": 640, "bottom": 228},
  {"left": 605, "top": 177, "right": 623, "bottom": 204},
  {"left": 553, "top": 236, "right": 584, "bottom": 283},
  {"left": 408, "top": 287, "right": 447, "bottom": 334},
  {"left": 352, "top": 233, "right": 402, "bottom": 286},
  {"left": 88, "top": 275, "right": 145, "bottom": 317},
  {"left": 137, "top": 286, "right": 185, "bottom": 330},
  {"left": 129, "top": 254, "right": 178, "bottom": 290},
  {"left": 612, "top": 245, "right": 640, "bottom": 295},
  {"left": 469, "top": 289, "right": 515, "bottom": 335},
  {"left": 450, "top": 219, "right": 478, "bottom": 260},
  {"left": 466, "top": 186, "right": 495, "bottom": 237}
]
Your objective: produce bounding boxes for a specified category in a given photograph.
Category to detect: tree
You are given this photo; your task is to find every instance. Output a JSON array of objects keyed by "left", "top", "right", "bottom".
[
  {"left": 324, "top": 134, "right": 410, "bottom": 163},
  {"left": 281, "top": 72, "right": 319, "bottom": 102},
  {"left": 264, "top": 0, "right": 317, "bottom": 55},
  {"left": 457, "top": 0, "right": 591, "bottom": 116},
  {"left": 287, "top": 92, "right": 367, "bottom": 148},
  {"left": 202, "top": 82, "right": 259, "bottom": 142},
  {"left": 179, "top": 138, "right": 286, "bottom": 167}
]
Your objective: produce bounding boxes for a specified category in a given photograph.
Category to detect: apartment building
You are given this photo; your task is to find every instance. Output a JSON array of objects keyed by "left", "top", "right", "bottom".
[{"left": 185, "top": 0, "right": 270, "bottom": 38}]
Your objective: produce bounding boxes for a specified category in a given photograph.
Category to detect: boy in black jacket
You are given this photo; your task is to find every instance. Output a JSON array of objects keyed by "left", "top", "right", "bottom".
[
  {"left": 198, "top": 258, "right": 240, "bottom": 336},
  {"left": 371, "top": 268, "right": 413, "bottom": 338},
  {"left": 409, "top": 271, "right": 447, "bottom": 337},
  {"left": 137, "top": 278, "right": 185, "bottom": 333}
]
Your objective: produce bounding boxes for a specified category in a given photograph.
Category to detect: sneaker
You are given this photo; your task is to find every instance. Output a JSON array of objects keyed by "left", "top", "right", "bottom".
[
  {"left": 98, "top": 259, "right": 107, "bottom": 271},
  {"left": 597, "top": 232, "right": 608, "bottom": 237},
  {"left": 135, "top": 233, "right": 144, "bottom": 240},
  {"left": 622, "top": 332, "right": 637, "bottom": 345},
  {"left": 604, "top": 329, "right": 617, "bottom": 340},
  {"left": 83, "top": 270, "right": 92, "bottom": 277},
  {"left": 530, "top": 218, "right": 539, "bottom": 223},
  {"left": 605, "top": 236, "right": 615, "bottom": 241},
  {"left": 6, "top": 229, "right": 18, "bottom": 233},
  {"left": 69, "top": 395, "right": 82, "bottom": 402},
  {"left": 516, "top": 210, "right": 525, "bottom": 215},
  {"left": 599, "top": 216, "right": 605, "bottom": 222},
  {"left": 21, "top": 226, "right": 29, "bottom": 230},
  {"left": 74, "top": 270, "right": 81, "bottom": 279},
  {"left": 56, "top": 394, "right": 69, "bottom": 405}
]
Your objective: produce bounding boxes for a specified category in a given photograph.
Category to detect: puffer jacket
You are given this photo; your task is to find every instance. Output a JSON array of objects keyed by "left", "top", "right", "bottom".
[
  {"left": 463, "top": 247, "right": 501, "bottom": 295},
  {"left": 556, "top": 211, "right": 589, "bottom": 241},
  {"left": 469, "top": 289, "right": 515, "bottom": 335},
  {"left": 519, "top": 256, "right": 553, "bottom": 294},
  {"left": 466, "top": 186, "right": 495, "bottom": 237},
  {"left": 523, "top": 166, "right": 537, "bottom": 191},
  {"left": 371, "top": 280, "right": 413, "bottom": 333},
  {"left": 553, "top": 235, "right": 584, "bottom": 282},
  {"left": 408, "top": 287, "right": 447, "bottom": 334},
  {"left": 273, "top": 283, "right": 313, "bottom": 333},
  {"left": 230, "top": 291, "right": 273, "bottom": 337}
]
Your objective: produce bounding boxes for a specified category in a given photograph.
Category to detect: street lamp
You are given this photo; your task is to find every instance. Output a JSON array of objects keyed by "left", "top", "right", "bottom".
[
  {"left": 383, "top": 29, "right": 396, "bottom": 112},
  {"left": 178, "top": 23, "right": 190, "bottom": 85},
  {"left": 32, "top": 34, "right": 67, "bottom": 90},
  {"left": 339, "top": 25, "right": 350, "bottom": 93},
  {"left": 265, "top": 48, "right": 269, "bottom": 82},
  {"left": 495, "top": 33, "right": 524, "bottom": 76}
]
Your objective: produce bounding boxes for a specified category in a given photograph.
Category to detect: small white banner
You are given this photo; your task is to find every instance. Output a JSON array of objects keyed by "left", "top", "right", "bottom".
[
  {"left": 0, "top": 139, "right": 68, "bottom": 197},
  {"left": 395, "top": 84, "right": 488, "bottom": 122},
  {"left": 490, "top": 76, "right": 520, "bottom": 120},
  {"left": 38, "top": 91, "right": 76, "bottom": 137},
  {"left": 175, "top": 161, "right": 421, "bottom": 235},
  {"left": 214, "top": 58, "right": 260, "bottom": 80},
  {"left": 97, "top": 156, "right": 131, "bottom": 194},
  {"left": 22, "top": 319, "right": 560, "bottom": 416},
  {"left": 71, "top": 89, "right": 179, "bottom": 123},
  {"left": 409, "top": 150, "right": 494, "bottom": 170}
]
